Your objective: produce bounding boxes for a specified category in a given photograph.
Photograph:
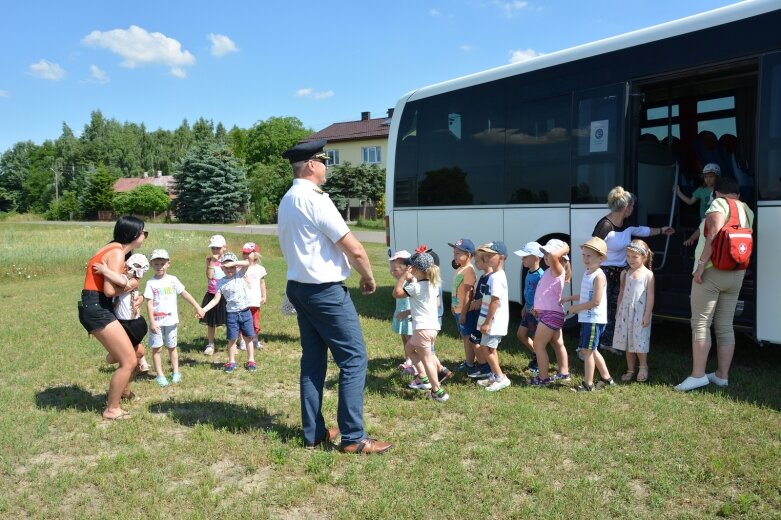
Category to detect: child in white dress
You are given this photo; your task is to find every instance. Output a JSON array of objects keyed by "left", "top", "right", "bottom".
[{"left": 613, "top": 239, "right": 655, "bottom": 382}]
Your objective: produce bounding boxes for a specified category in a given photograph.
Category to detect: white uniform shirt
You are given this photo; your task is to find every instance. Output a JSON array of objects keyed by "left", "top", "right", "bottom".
[{"left": 278, "top": 178, "right": 351, "bottom": 283}]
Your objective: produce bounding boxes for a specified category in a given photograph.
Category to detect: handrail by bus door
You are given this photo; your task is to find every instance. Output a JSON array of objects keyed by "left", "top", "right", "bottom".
[{"left": 656, "top": 162, "right": 678, "bottom": 271}]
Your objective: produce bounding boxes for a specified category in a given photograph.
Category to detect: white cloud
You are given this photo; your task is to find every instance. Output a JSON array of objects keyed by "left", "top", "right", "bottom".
[
  {"left": 460, "top": 44, "right": 473, "bottom": 52},
  {"left": 508, "top": 48, "right": 543, "bottom": 63},
  {"left": 493, "top": 0, "right": 529, "bottom": 18},
  {"left": 208, "top": 33, "right": 239, "bottom": 57},
  {"left": 429, "top": 8, "right": 440, "bottom": 16},
  {"left": 0, "top": 90, "right": 8, "bottom": 97},
  {"left": 89, "top": 65, "right": 109, "bottom": 84},
  {"left": 28, "top": 59, "right": 66, "bottom": 81},
  {"left": 296, "top": 88, "right": 334, "bottom": 100},
  {"left": 82, "top": 25, "right": 195, "bottom": 78}
]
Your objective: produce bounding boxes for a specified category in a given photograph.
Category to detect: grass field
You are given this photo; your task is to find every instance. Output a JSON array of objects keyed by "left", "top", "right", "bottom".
[{"left": 0, "top": 222, "right": 779, "bottom": 519}]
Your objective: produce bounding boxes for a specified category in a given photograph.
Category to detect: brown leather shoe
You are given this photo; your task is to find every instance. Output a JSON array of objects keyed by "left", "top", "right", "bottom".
[
  {"left": 304, "top": 426, "right": 340, "bottom": 449},
  {"left": 339, "top": 438, "right": 393, "bottom": 455}
]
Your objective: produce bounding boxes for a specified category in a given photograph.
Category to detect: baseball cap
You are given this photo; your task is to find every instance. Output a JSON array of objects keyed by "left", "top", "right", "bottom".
[
  {"left": 389, "top": 250, "right": 412, "bottom": 261},
  {"left": 149, "top": 249, "right": 169, "bottom": 261},
  {"left": 242, "top": 242, "right": 258, "bottom": 253},
  {"left": 540, "top": 238, "right": 567, "bottom": 256},
  {"left": 513, "top": 241, "right": 544, "bottom": 258},
  {"left": 477, "top": 241, "right": 508, "bottom": 258},
  {"left": 220, "top": 252, "right": 239, "bottom": 263},
  {"left": 447, "top": 238, "right": 475, "bottom": 254},
  {"left": 405, "top": 252, "right": 435, "bottom": 272},
  {"left": 702, "top": 163, "right": 721, "bottom": 175},
  {"left": 208, "top": 234, "right": 226, "bottom": 248}
]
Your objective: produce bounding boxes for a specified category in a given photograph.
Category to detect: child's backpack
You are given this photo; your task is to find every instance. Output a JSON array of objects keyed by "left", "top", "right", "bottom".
[{"left": 706, "top": 198, "right": 752, "bottom": 270}]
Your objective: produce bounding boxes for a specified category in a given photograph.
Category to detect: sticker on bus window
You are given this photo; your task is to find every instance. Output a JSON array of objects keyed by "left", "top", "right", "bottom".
[{"left": 590, "top": 120, "right": 608, "bottom": 153}]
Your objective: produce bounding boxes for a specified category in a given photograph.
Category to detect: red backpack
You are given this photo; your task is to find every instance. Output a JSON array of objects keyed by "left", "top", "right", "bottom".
[{"left": 706, "top": 198, "right": 752, "bottom": 270}]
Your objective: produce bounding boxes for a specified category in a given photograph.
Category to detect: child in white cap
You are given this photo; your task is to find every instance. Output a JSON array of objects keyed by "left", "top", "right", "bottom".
[
  {"left": 389, "top": 250, "right": 415, "bottom": 373},
  {"left": 144, "top": 249, "right": 203, "bottom": 386},
  {"left": 674, "top": 163, "right": 720, "bottom": 246},
  {"left": 200, "top": 235, "right": 228, "bottom": 355},
  {"left": 513, "top": 242, "right": 545, "bottom": 376},
  {"left": 241, "top": 242, "right": 267, "bottom": 350}
]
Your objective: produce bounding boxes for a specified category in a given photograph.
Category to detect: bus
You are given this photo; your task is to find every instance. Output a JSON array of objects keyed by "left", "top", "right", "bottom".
[{"left": 384, "top": 0, "right": 781, "bottom": 344}]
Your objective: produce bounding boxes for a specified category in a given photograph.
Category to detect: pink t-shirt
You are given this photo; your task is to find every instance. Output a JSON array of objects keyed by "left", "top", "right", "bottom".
[{"left": 533, "top": 268, "right": 565, "bottom": 313}]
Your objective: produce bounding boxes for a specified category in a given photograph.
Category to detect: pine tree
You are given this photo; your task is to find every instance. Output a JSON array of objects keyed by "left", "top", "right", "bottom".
[{"left": 173, "top": 143, "right": 249, "bottom": 223}]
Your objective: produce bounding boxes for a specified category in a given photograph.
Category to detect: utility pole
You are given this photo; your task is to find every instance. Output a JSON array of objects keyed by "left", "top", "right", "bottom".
[{"left": 50, "top": 165, "right": 60, "bottom": 203}]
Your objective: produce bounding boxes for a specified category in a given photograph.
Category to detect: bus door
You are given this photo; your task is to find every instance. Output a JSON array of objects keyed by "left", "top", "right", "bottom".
[
  {"left": 756, "top": 51, "right": 781, "bottom": 344},
  {"left": 570, "top": 83, "right": 627, "bottom": 293}
]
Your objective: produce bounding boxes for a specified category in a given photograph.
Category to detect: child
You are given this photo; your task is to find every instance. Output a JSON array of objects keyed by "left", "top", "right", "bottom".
[
  {"left": 392, "top": 251, "right": 449, "bottom": 402},
  {"left": 561, "top": 237, "right": 615, "bottom": 392},
  {"left": 471, "top": 242, "right": 512, "bottom": 392},
  {"left": 674, "top": 163, "right": 720, "bottom": 246},
  {"left": 448, "top": 238, "right": 477, "bottom": 372},
  {"left": 200, "top": 235, "right": 227, "bottom": 355},
  {"left": 613, "top": 239, "right": 655, "bottom": 382},
  {"left": 466, "top": 251, "right": 492, "bottom": 379},
  {"left": 144, "top": 249, "right": 203, "bottom": 386},
  {"left": 513, "top": 241, "right": 545, "bottom": 376},
  {"left": 241, "top": 242, "right": 267, "bottom": 350},
  {"left": 94, "top": 253, "right": 151, "bottom": 391},
  {"left": 530, "top": 238, "right": 571, "bottom": 386},
  {"left": 389, "top": 250, "right": 415, "bottom": 373},
  {"left": 200, "top": 252, "right": 258, "bottom": 373}
]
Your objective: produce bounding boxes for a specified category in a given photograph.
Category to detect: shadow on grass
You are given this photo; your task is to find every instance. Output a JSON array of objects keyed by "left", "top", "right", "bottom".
[
  {"left": 177, "top": 333, "right": 301, "bottom": 354},
  {"left": 35, "top": 385, "right": 103, "bottom": 413},
  {"left": 149, "top": 400, "right": 301, "bottom": 441}
]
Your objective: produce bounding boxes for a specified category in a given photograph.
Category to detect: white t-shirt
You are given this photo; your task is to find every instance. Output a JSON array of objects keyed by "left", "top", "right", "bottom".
[
  {"left": 578, "top": 268, "right": 607, "bottom": 324},
  {"left": 477, "top": 270, "right": 509, "bottom": 336},
  {"left": 114, "top": 290, "right": 140, "bottom": 320},
  {"left": 404, "top": 280, "right": 441, "bottom": 331},
  {"left": 243, "top": 264, "right": 267, "bottom": 308},
  {"left": 144, "top": 275, "right": 185, "bottom": 327},
  {"left": 217, "top": 274, "right": 251, "bottom": 313},
  {"left": 278, "top": 178, "right": 351, "bottom": 284}
]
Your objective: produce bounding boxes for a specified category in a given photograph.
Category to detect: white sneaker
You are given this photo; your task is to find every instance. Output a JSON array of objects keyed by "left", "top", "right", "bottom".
[
  {"left": 254, "top": 340, "right": 264, "bottom": 350},
  {"left": 408, "top": 378, "right": 432, "bottom": 390},
  {"left": 486, "top": 376, "right": 511, "bottom": 392},
  {"left": 477, "top": 373, "right": 496, "bottom": 387},
  {"left": 673, "top": 375, "right": 709, "bottom": 392},
  {"left": 706, "top": 372, "right": 729, "bottom": 388},
  {"left": 238, "top": 340, "right": 247, "bottom": 351},
  {"left": 203, "top": 345, "right": 215, "bottom": 355},
  {"left": 429, "top": 389, "right": 449, "bottom": 403}
]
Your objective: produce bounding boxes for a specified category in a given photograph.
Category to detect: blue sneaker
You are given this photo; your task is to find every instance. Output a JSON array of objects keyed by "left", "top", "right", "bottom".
[
  {"left": 529, "top": 376, "right": 552, "bottom": 387},
  {"left": 454, "top": 361, "right": 474, "bottom": 372},
  {"left": 155, "top": 375, "right": 169, "bottom": 387},
  {"left": 223, "top": 362, "right": 236, "bottom": 373},
  {"left": 171, "top": 372, "right": 181, "bottom": 384},
  {"left": 527, "top": 356, "right": 538, "bottom": 372},
  {"left": 551, "top": 373, "right": 571, "bottom": 383},
  {"left": 468, "top": 364, "right": 491, "bottom": 379}
]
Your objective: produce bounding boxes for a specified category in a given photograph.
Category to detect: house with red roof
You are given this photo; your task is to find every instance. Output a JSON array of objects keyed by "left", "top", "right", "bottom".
[
  {"left": 113, "top": 171, "right": 175, "bottom": 196},
  {"left": 306, "top": 110, "right": 392, "bottom": 168}
]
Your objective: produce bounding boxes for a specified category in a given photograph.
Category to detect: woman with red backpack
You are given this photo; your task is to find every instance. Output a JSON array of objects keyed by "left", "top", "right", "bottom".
[{"left": 675, "top": 178, "right": 754, "bottom": 392}]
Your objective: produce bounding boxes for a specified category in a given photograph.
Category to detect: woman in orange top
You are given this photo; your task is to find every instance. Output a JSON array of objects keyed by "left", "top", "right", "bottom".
[{"left": 78, "top": 215, "right": 147, "bottom": 420}]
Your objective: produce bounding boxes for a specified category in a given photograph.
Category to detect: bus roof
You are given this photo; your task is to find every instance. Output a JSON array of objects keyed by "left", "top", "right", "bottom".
[{"left": 402, "top": 0, "right": 778, "bottom": 103}]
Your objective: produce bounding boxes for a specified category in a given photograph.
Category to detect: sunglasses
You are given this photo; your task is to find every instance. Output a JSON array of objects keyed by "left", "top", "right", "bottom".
[{"left": 138, "top": 230, "right": 149, "bottom": 238}]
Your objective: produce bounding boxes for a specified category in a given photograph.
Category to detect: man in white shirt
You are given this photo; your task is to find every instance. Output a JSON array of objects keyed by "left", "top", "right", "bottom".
[{"left": 278, "top": 139, "right": 392, "bottom": 455}]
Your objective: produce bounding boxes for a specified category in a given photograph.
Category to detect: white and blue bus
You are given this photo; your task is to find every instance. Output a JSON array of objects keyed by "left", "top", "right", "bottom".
[{"left": 384, "top": 0, "right": 781, "bottom": 344}]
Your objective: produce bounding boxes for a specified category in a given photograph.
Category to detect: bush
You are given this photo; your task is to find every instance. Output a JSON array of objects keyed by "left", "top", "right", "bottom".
[
  {"left": 112, "top": 184, "right": 170, "bottom": 216},
  {"left": 45, "top": 191, "right": 83, "bottom": 221}
]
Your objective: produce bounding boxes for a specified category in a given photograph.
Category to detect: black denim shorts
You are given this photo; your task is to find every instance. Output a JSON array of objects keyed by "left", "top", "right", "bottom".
[{"left": 78, "top": 290, "right": 117, "bottom": 333}]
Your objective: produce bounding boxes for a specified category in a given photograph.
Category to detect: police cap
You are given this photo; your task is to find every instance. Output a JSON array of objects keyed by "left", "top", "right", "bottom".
[{"left": 281, "top": 138, "right": 329, "bottom": 164}]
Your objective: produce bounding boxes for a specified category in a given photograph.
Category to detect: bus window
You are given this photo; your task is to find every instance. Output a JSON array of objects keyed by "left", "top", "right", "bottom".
[{"left": 757, "top": 52, "right": 781, "bottom": 201}]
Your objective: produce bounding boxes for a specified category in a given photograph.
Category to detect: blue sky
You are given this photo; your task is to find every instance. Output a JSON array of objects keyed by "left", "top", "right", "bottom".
[{"left": 0, "top": 0, "right": 737, "bottom": 154}]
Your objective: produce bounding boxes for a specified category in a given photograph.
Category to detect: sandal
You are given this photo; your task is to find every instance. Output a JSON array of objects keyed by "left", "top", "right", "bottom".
[
  {"left": 620, "top": 371, "right": 635, "bottom": 382},
  {"left": 636, "top": 366, "right": 649, "bottom": 382}
]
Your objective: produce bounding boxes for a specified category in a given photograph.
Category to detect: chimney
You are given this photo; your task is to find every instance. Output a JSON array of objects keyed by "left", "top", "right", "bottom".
[
  {"left": 143, "top": 171, "right": 148, "bottom": 178},
  {"left": 387, "top": 108, "right": 394, "bottom": 118},
  {"left": 361, "top": 111, "right": 370, "bottom": 121},
  {"left": 156, "top": 170, "right": 162, "bottom": 178}
]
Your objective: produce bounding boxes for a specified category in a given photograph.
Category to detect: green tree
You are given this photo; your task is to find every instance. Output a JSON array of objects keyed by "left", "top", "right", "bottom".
[
  {"left": 45, "top": 190, "right": 82, "bottom": 220},
  {"left": 323, "top": 162, "right": 385, "bottom": 219},
  {"left": 173, "top": 143, "right": 249, "bottom": 223},
  {"left": 0, "top": 141, "right": 36, "bottom": 211},
  {"left": 112, "top": 184, "right": 170, "bottom": 216},
  {"left": 246, "top": 157, "right": 292, "bottom": 223},
  {"left": 82, "top": 165, "right": 119, "bottom": 217},
  {"left": 245, "top": 116, "right": 311, "bottom": 165}
]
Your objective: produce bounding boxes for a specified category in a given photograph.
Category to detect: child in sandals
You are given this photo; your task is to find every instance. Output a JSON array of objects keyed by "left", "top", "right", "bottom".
[{"left": 613, "top": 240, "right": 655, "bottom": 382}]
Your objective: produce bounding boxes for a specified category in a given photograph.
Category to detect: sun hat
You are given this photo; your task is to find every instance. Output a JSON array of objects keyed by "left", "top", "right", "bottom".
[
  {"left": 447, "top": 238, "right": 476, "bottom": 254},
  {"left": 513, "top": 241, "right": 544, "bottom": 258},
  {"left": 580, "top": 237, "right": 607, "bottom": 257},
  {"left": 208, "top": 234, "right": 226, "bottom": 248},
  {"left": 242, "top": 242, "right": 258, "bottom": 253},
  {"left": 149, "top": 249, "right": 169, "bottom": 261},
  {"left": 476, "top": 241, "right": 508, "bottom": 258},
  {"left": 125, "top": 253, "right": 150, "bottom": 278},
  {"left": 220, "top": 252, "right": 239, "bottom": 263},
  {"left": 405, "top": 252, "right": 435, "bottom": 272},
  {"left": 389, "top": 250, "right": 412, "bottom": 261}
]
